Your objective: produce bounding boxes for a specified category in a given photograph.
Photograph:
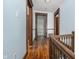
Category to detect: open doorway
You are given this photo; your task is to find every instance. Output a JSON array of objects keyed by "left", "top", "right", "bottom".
[
  {"left": 54, "top": 8, "right": 60, "bottom": 35},
  {"left": 35, "top": 13, "right": 47, "bottom": 40}
]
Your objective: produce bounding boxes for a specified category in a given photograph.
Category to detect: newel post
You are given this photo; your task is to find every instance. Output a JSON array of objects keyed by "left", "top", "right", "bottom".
[{"left": 72, "top": 31, "right": 75, "bottom": 52}]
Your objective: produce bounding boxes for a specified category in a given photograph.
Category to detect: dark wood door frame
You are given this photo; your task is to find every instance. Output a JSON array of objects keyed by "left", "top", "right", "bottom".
[
  {"left": 35, "top": 13, "right": 47, "bottom": 39},
  {"left": 23, "top": 0, "right": 33, "bottom": 58},
  {"left": 54, "top": 8, "right": 60, "bottom": 35},
  {"left": 26, "top": 0, "right": 33, "bottom": 50}
]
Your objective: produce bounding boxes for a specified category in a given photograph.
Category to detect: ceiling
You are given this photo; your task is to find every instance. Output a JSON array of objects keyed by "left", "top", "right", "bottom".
[{"left": 32, "top": 0, "right": 64, "bottom": 12}]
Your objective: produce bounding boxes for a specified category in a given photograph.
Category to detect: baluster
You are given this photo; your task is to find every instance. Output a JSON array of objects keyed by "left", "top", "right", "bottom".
[
  {"left": 69, "top": 36, "right": 71, "bottom": 49},
  {"left": 66, "top": 35, "right": 68, "bottom": 46},
  {"left": 58, "top": 50, "right": 60, "bottom": 59},
  {"left": 56, "top": 48, "right": 58, "bottom": 59},
  {"left": 63, "top": 35, "right": 65, "bottom": 45},
  {"left": 67, "top": 36, "right": 69, "bottom": 48},
  {"left": 57, "top": 48, "right": 58, "bottom": 59},
  {"left": 62, "top": 36, "right": 64, "bottom": 44},
  {"left": 55, "top": 47, "right": 57, "bottom": 59},
  {"left": 54, "top": 46, "right": 56, "bottom": 59},
  {"left": 66, "top": 36, "right": 68, "bottom": 47},
  {"left": 63, "top": 54, "right": 67, "bottom": 59},
  {"left": 63, "top": 36, "right": 65, "bottom": 45},
  {"left": 70, "top": 36, "right": 72, "bottom": 50},
  {"left": 64, "top": 35, "right": 66, "bottom": 45},
  {"left": 61, "top": 36, "right": 63, "bottom": 43},
  {"left": 61, "top": 53, "right": 63, "bottom": 59},
  {"left": 62, "top": 36, "right": 63, "bottom": 43},
  {"left": 57, "top": 48, "right": 59, "bottom": 59},
  {"left": 60, "top": 36, "right": 62, "bottom": 42},
  {"left": 60, "top": 51, "right": 62, "bottom": 59},
  {"left": 53, "top": 43, "right": 55, "bottom": 59},
  {"left": 60, "top": 36, "right": 63, "bottom": 43},
  {"left": 63, "top": 53, "right": 65, "bottom": 59},
  {"left": 56, "top": 48, "right": 57, "bottom": 59}
]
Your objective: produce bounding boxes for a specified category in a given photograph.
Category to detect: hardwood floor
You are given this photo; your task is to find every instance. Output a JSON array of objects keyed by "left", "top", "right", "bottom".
[{"left": 26, "top": 38, "right": 50, "bottom": 59}]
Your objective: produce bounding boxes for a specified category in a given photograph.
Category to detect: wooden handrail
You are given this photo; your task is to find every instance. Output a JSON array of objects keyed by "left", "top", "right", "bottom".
[
  {"left": 54, "top": 34, "right": 73, "bottom": 39},
  {"left": 50, "top": 36, "right": 75, "bottom": 59}
]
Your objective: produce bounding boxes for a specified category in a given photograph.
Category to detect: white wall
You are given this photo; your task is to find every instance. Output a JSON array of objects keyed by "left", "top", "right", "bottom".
[
  {"left": 32, "top": 10, "right": 54, "bottom": 40},
  {"left": 47, "top": 12, "right": 54, "bottom": 36},
  {"left": 3, "top": 0, "right": 26, "bottom": 59},
  {"left": 60, "top": 0, "right": 75, "bottom": 34}
]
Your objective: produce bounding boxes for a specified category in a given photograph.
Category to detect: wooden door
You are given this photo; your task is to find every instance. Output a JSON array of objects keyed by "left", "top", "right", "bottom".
[{"left": 55, "top": 16, "right": 60, "bottom": 35}]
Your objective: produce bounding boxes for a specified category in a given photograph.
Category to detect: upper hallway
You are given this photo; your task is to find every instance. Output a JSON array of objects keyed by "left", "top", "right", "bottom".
[
  {"left": 24, "top": 0, "right": 75, "bottom": 59},
  {"left": 3, "top": 0, "right": 75, "bottom": 59}
]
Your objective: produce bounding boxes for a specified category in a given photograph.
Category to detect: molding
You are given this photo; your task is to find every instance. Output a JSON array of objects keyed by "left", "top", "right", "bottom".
[
  {"left": 23, "top": 52, "right": 28, "bottom": 59},
  {"left": 32, "top": 28, "right": 55, "bottom": 30}
]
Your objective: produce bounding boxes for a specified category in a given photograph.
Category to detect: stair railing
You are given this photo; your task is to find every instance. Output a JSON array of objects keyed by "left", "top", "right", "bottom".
[
  {"left": 53, "top": 31, "right": 74, "bottom": 52},
  {"left": 49, "top": 32, "right": 75, "bottom": 59}
]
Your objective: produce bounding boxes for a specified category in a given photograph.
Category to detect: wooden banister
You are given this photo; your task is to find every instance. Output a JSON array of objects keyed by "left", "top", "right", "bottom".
[
  {"left": 71, "top": 31, "right": 75, "bottom": 52},
  {"left": 50, "top": 32, "right": 75, "bottom": 52},
  {"left": 50, "top": 35, "right": 75, "bottom": 59}
]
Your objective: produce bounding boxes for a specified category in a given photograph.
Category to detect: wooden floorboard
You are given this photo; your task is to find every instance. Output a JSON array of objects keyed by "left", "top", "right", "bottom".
[{"left": 26, "top": 39, "right": 50, "bottom": 59}]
